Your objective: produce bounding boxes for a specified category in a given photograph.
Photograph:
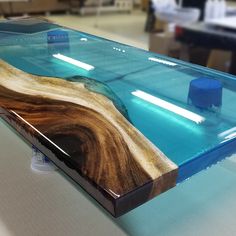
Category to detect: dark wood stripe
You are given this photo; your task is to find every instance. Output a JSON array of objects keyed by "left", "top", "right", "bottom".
[{"left": 0, "top": 60, "right": 178, "bottom": 216}]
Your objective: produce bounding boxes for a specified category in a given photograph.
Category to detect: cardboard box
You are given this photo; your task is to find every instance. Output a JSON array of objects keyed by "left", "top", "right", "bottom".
[
  {"left": 141, "top": 0, "right": 149, "bottom": 11},
  {"left": 207, "top": 49, "right": 232, "bottom": 72},
  {"left": 149, "top": 32, "right": 181, "bottom": 58}
]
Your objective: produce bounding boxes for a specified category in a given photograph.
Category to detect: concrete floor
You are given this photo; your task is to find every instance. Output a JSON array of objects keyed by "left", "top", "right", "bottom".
[{"left": 46, "top": 10, "right": 149, "bottom": 50}]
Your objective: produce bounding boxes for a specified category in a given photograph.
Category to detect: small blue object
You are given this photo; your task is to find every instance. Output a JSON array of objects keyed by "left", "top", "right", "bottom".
[
  {"left": 47, "top": 30, "right": 69, "bottom": 44},
  {"left": 31, "top": 146, "right": 57, "bottom": 172},
  {"left": 47, "top": 30, "right": 70, "bottom": 54},
  {"left": 188, "top": 77, "right": 223, "bottom": 109}
]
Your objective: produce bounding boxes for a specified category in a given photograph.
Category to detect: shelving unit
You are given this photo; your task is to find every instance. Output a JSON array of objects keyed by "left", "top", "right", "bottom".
[
  {"left": 71, "top": 0, "right": 133, "bottom": 15},
  {"left": 0, "top": 0, "right": 69, "bottom": 16}
]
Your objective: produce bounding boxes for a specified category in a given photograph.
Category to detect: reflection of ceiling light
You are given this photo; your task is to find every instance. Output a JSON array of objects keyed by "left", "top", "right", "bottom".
[
  {"left": 113, "top": 47, "right": 126, "bottom": 53},
  {"left": 53, "top": 53, "right": 94, "bottom": 71},
  {"left": 11, "top": 110, "right": 70, "bottom": 156},
  {"left": 218, "top": 127, "right": 236, "bottom": 139},
  {"left": 149, "top": 57, "right": 177, "bottom": 66},
  {"left": 132, "top": 90, "right": 205, "bottom": 124},
  {"left": 224, "top": 132, "right": 236, "bottom": 140},
  {"left": 80, "top": 38, "right": 88, "bottom": 41}
]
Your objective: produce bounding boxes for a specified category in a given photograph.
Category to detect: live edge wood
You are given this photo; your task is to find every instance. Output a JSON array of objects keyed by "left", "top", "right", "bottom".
[{"left": 0, "top": 60, "right": 178, "bottom": 217}]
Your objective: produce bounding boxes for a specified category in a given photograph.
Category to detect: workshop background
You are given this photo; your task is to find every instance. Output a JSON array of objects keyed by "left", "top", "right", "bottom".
[
  {"left": 1, "top": 0, "right": 236, "bottom": 75},
  {"left": 1, "top": 1, "right": 236, "bottom": 236}
]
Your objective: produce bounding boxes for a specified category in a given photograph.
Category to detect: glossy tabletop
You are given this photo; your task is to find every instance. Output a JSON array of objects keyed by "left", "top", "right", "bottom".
[
  {"left": 0, "top": 18, "right": 236, "bottom": 216},
  {"left": 1, "top": 118, "right": 236, "bottom": 236}
]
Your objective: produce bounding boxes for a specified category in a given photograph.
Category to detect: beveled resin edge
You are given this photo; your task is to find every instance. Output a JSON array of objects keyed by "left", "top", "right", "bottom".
[{"left": 0, "top": 60, "right": 178, "bottom": 216}]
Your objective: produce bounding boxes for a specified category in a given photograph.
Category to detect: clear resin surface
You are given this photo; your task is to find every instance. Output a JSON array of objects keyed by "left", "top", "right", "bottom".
[{"left": 0, "top": 18, "right": 236, "bottom": 216}]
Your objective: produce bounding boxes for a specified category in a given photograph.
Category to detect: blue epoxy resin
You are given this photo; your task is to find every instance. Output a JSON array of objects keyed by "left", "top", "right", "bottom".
[
  {"left": 47, "top": 30, "right": 70, "bottom": 54},
  {"left": 0, "top": 19, "right": 236, "bottom": 182}
]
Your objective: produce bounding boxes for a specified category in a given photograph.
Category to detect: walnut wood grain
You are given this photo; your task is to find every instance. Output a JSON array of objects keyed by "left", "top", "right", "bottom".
[{"left": 0, "top": 60, "right": 178, "bottom": 216}]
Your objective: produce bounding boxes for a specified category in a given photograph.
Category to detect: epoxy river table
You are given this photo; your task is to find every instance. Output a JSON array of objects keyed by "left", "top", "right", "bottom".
[{"left": 0, "top": 18, "right": 236, "bottom": 217}]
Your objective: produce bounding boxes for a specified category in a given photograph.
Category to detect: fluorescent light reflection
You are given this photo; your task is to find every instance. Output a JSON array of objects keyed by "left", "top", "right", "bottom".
[
  {"left": 224, "top": 132, "right": 236, "bottom": 140},
  {"left": 80, "top": 37, "right": 88, "bottom": 41},
  {"left": 113, "top": 47, "right": 126, "bottom": 53},
  {"left": 132, "top": 90, "right": 205, "bottom": 124},
  {"left": 218, "top": 127, "right": 236, "bottom": 139},
  {"left": 11, "top": 110, "right": 70, "bottom": 157},
  {"left": 219, "top": 127, "right": 236, "bottom": 143},
  {"left": 132, "top": 99, "right": 202, "bottom": 135},
  {"left": 148, "top": 57, "right": 177, "bottom": 66},
  {"left": 53, "top": 53, "right": 95, "bottom": 71}
]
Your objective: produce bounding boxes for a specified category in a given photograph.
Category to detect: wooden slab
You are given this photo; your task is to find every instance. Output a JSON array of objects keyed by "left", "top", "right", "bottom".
[{"left": 0, "top": 60, "right": 178, "bottom": 217}]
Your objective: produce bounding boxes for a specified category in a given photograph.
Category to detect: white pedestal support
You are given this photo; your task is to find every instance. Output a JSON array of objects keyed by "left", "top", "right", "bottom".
[{"left": 31, "top": 146, "right": 57, "bottom": 172}]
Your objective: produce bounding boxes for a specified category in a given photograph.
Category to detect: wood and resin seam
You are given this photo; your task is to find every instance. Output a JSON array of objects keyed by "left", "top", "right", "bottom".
[{"left": 0, "top": 60, "right": 178, "bottom": 216}]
